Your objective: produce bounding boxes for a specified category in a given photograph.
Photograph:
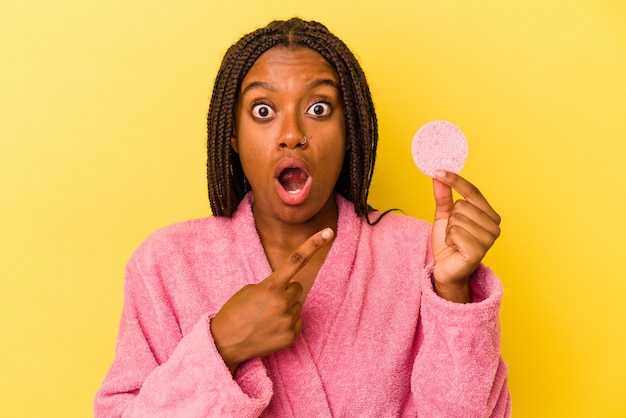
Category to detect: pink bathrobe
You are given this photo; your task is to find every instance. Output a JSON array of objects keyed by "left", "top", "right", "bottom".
[{"left": 95, "top": 193, "right": 511, "bottom": 417}]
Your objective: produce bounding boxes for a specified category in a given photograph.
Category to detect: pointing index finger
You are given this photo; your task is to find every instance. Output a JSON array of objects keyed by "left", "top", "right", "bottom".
[{"left": 269, "top": 228, "right": 334, "bottom": 289}]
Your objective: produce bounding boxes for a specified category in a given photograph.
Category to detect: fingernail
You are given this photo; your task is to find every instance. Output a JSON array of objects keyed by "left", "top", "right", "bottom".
[
  {"left": 321, "top": 228, "right": 333, "bottom": 239},
  {"left": 434, "top": 170, "right": 446, "bottom": 178}
]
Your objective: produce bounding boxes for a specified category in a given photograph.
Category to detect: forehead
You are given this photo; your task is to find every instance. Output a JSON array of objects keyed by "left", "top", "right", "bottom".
[{"left": 241, "top": 47, "right": 339, "bottom": 88}]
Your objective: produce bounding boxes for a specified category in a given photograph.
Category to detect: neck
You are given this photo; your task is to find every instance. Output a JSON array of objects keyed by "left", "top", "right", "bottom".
[{"left": 252, "top": 195, "right": 339, "bottom": 269}]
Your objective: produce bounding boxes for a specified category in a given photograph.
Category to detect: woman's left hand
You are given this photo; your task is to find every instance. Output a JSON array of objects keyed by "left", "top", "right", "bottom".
[{"left": 431, "top": 170, "right": 501, "bottom": 303}]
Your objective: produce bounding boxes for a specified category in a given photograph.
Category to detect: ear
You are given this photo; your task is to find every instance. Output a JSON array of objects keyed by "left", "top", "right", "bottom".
[{"left": 230, "top": 135, "right": 239, "bottom": 153}]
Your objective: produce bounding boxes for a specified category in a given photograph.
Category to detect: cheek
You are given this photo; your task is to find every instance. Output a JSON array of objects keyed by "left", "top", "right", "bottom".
[
  {"left": 237, "top": 143, "right": 268, "bottom": 180},
  {"left": 321, "top": 144, "right": 347, "bottom": 175},
  {"left": 238, "top": 148, "right": 258, "bottom": 172}
]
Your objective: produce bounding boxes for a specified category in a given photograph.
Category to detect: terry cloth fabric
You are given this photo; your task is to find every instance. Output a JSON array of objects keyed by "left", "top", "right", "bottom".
[{"left": 94, "top": 193, "right": 511, "bottom": 417}]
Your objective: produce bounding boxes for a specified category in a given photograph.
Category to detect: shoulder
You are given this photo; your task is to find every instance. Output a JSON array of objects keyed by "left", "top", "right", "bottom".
[
  {"left": 157, "top": 215, "right": 230, "bottom": 239},
  {"left": 126, "top": 195, "right": 257, "bottom": 274},
  {"left": 129, "top": 216, "right": 235, "bottom": 265}
]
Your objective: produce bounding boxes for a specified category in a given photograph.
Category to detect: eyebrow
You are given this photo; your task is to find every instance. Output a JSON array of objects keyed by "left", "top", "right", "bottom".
[
  {"left": 240, "top": 81, "right": 277, "bottom": 97},
  {"left": 306, "top": 78, "right": 340, "bottom": 90},
  {"left": 240, "top": 78, "right": 340, "bottom": 97}
]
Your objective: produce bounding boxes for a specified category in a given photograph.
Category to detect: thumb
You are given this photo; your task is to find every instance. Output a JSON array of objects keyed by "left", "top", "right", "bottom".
[
  {"left": 433, "top": 173, "right": 454, "bottom": 222},
  {"left": 265, "top": 227, "right": 334, "bottom": 289}
]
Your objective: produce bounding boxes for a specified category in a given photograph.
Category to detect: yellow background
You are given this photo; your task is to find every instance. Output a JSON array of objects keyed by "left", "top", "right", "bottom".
[{"left": 2, "top": 0, "right": 625, "bottom": 416}]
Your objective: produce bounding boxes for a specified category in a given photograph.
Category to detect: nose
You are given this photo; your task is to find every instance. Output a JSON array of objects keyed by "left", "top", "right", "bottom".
[{"left": 278, "top": 111, "right": 306, "bottom": 149}]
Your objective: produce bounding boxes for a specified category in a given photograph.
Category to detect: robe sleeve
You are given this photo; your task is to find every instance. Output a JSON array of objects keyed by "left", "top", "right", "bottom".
[
  {"left": 411, "top": 264, "right": 512, "bottom": 417},
  {"left": 93, "top": 258, "right": 273, "bottom": 417}
]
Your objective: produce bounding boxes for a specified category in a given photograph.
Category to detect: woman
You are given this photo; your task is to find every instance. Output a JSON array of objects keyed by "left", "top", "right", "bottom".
[{"left": 95, "top": 17, "right": 511, "bottom": 417}]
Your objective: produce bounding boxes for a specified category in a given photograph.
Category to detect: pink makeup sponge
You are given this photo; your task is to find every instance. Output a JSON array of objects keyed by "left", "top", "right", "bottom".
[{"left": 411, "top": 120, "right": 468, "bottom": 178}]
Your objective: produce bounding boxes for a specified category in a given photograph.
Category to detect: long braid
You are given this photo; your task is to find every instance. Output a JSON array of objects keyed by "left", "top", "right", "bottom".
[{"left": 207, "top": 18, "right": 384, "bottom": 222}]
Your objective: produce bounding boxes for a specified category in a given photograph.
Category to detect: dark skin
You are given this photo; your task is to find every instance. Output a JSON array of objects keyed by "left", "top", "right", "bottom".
[
  {"left": 431, "top": 169, "right": 501, "bottom": 303},
  {"left": 211, "top": 228, "right": 334, "bottom": 373},
  {"left": 210, "top": 47, "right": 501, "bottom": 373},
  {"left": 211, "top": 47, "right": 347, "bottom": 373}
]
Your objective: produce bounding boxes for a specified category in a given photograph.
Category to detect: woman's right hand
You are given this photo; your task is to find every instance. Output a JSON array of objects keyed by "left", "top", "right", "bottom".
[{"left": 209, "top": 228, "right": 334, "bottom": 373}]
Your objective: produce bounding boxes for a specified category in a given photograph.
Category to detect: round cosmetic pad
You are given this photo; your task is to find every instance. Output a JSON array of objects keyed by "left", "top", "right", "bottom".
[{"left": 411, "top": 120, "right": 468, "bottom": 178}]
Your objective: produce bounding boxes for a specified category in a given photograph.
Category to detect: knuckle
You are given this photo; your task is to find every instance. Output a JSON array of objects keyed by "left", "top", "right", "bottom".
[
  {"left": 466, "top": 183, "right": 482, "bottom": 198},
  {"left": 277, "top": 318, "right": 300, "bottom": 344},
  {"left": 279, "top": 314, "right": 293, "bottom": 328},
  {"left": 446, "top": 223, "right": 462, "bottom": 236},
  {"left": 280, "top": 332, "right": 297, "bottom": 347},
  {"left": 278, "top": 297, "right": 292, "bottom": 312},
  {"left": 290, "top": 251, "right": 307, "bottom": 265},
  {"left": 288, "top": 281, "right": 303, "bottom": 291},
  {"left": 309, "top": 236, "right": 322, "bottom": 249},
  {"left": 484, "top": 221, "right": 501, "bottom": 241},
  {"left": 455, "top": 200, "right": 469, "bottom": 210},
  {"left": 292, "top": 300, "right": 302, "bottom": 313},
  {"left": 447, "top": 212, "right": 463, "bottom": 224}
]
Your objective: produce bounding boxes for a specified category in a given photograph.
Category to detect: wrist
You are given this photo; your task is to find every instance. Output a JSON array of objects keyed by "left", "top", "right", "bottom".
[
  {"left": 208, "top": 315, "right": 242, "bottom": 374},
  {"left": 432, "top": 277, "right": 472, "bottom": 303}
]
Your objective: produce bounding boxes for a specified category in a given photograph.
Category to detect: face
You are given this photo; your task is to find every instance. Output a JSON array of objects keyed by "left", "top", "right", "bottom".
[{"left": 232, "top": 47, "right": 347, "bottom": 225}]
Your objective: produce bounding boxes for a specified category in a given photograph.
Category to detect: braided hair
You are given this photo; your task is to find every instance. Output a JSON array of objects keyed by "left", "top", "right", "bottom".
[{"left": 207, "top": 17, "right": 380, "bottom": 221}]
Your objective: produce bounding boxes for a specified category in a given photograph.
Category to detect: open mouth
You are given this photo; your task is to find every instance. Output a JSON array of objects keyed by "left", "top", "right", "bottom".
[{"left": 278, "top": 167, "right": 309, "bottom": 194}]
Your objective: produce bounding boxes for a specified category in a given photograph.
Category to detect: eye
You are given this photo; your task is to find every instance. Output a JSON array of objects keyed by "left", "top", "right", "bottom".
[
  {"left": 306, "top": 102, "right": 331, "bottom": 117},
  {"left": 251, "top": 103, "right": 275, "bottom": 119}
]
